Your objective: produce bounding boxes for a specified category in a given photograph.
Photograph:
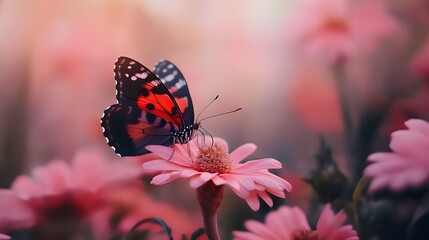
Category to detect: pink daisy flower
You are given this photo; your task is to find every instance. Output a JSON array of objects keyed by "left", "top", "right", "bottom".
[
  {"left": 365, "top": 119, "right": 429, "bottom": 192},
  {"left": 285, "top": 0, "right": 399, "bottom": 64},
  {"left": 0, "top": 150, "right": 143, "bottom": 232},
  {"left": 233, "top": 204, "right": 358, "bottom": 240},
  {"left": 143, "top": 137, "right": 292, "bottom": 211}
]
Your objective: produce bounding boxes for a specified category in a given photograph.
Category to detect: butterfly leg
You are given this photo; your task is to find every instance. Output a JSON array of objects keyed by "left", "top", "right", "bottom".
[{"left": 199, "top": 126, "right": 214, "bottom": 147}]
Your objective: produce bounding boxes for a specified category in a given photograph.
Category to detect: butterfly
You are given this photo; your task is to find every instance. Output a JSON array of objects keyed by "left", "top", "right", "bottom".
[{"left": 101, "top": 57, "right": 199, "bottom": 156}]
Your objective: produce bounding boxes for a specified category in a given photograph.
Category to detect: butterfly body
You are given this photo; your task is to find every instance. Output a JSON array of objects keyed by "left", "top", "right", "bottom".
[{"left": 101, "top": 57, "right": 197, "bottom": 156}]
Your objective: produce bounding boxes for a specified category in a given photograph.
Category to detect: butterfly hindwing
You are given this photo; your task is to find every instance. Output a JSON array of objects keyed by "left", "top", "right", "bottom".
[
  {"left": 114, "top": 56, "right": 184, "bottom": 127},
  {"left": 153, "top": 60, "right": 194, "bottom": 125},
  {"left": 101, "top": 104, "right": 176, "bottom": 156}
]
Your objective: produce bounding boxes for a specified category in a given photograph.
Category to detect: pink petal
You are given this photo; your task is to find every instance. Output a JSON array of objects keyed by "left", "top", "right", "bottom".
[
  {"left": 143, "top": 160, "right": 186, "bottom": 171},
  {"left": 390, "top": 129, "right": 429, "bottom": 160},
  {"left": 244, "top": 191, "right": 261, "bottom": 211},
  {"left": 405, "top": 119, "right": 429, "bottom": 136},
  {"left": 233, "top": 158, "right": 282, "bottom": 172},
  {"left": 317, "top": 204, "right": 357, "bottom": 240},
  {"left": 179, "top": 169, "right": 201, "bottom": 178},
  {"left": 0, "top": 234, "right": 11, "bottom": 240},
  {"left": 212, "top": 175, "right": 241, "bottom": 190},
  {"left": 230, "top": 143, "right": 257, "bottom": 164},
  {"left": 189, "top": 172, "right": 216, "bottom": 188},
  {"left": 146, "top": 145, "right": 174, "bottom": 159},
  {"left": 276, "top": 207, "right": 310, "bottom": 233},
  {"left": 244, "top": 220, "right": 278, "bottom": 239},
  {"left": 151, "top": 172, "right": 179, "bottom": 185},
  {"left": 11, "top": 176, "right": 44, "bottom": 199},
  {"left": 227, "top": 182, "right": 250, "bottom": 198},
  {"left": 233, "top": 231, "right": 267, "bottom": 240},
  {"left": 33, "top": 161, "right": 72, "bottom": 194},
  {"left": 256, "top": 190, "right": 273, "bottom": 207},
  {"left": 213, "top": 137, "right": 229, "bottom": 153},
  {"left": 0, "top": 192, "right": 37, "bottom": 229},
  {"left": 223, "top": 174, "right": 256, "bottom": 191}
]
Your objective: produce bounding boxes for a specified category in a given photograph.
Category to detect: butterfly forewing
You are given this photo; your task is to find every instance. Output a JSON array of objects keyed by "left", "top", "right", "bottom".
[
  {"left": 101, "top": 104, "right": 176, "bottom": 156},
  {"left": 102, "top": 57, "right": 197, "bottom": 156},
  {"left": 114, "top": 57, "right": 183, "bottom": 127},
  {"left": 153, "top": 60, "right": 194, "bottom": 125}
]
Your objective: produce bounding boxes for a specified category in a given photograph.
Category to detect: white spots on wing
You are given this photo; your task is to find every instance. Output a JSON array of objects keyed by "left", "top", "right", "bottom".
[
  {"left": 101, "top": 127, "right": 105, "bottom": 132},
  {"left": 116, "top": 153, "right": 122, "bottom": 157},
  {"left": 127, "top": 72, "right": 147, "bottom": 81},
  {"left": 113, "top": 72, "right": 116, "bottom": 77},
  {"left": 130, "top": 61, "right": 135, "bottom": 65},
  {"left": 105, "top": 137, "right": 109, "bottom": 143},
  {"left": 167, "top": 64, "right": 173, "bottom": 69},
  {"left": 135, "top": 72, "right": 148, "bottom": 79},
  {"left": 164, "top": 70, "right": 178, "bottom": 82},
  {"left": 127, "top": 65, "right": 132, "bottom": 69},
  {"left": 175, "top": 79, "right": 186, "bottom": 90},
  {"left": 125, "top": 73, "right": 129, "bottom": 78},
  {"left": 162, "top": 69, "right": 167, "bottom": 73}
]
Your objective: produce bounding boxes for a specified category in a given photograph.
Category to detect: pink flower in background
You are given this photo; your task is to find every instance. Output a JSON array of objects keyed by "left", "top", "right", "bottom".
[
  {"left": 285, "top": 0, "right": 399, "bottom": 63},
  {"left": 90, "top": 184, "right": 201, "bottom": 240},
  {"left": 365, "top": 119, "right": 429, "bottom": 192},
  {"left": 233, "top": 204, "right": 358, "bottom": 240},
  {"left": 0, "top": 150, "right": 143, "bottom": 231},
  {"left": 410, "top": 38, "right": 429, "bottom": 81},
  {"left": 289, "top": 68, "right": 343, "bottom": 133},
  {"left": 143, "top": 137, "right": 292, "bottom": 211},
  {"left": 0, "top": 191, "right": 36, "bottom": 230}
]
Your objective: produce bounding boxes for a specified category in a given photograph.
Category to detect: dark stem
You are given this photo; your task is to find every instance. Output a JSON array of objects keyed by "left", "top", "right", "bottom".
[
  {"left": 332, "top": 62, "right": 353, "bottom": 138},
  {"left": 196, "top": 181, "right": 224, "bottom": 240}
]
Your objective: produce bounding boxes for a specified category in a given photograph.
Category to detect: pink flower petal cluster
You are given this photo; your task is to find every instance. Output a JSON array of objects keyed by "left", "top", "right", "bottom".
[
  {"left": 365, "top": 119, "right": 429, "bottom": 192},
  {"left": 285, "top": 0, "right": 399, "bottom": 63},
  {"left": 0, "top": 150, "right": 143, "bottom": 231},
  {"left": 143, "top": 137, "right": 292, "bottom": 211},
  {"left": 233, "top": 204, "right": 358, "bottom": 240}
]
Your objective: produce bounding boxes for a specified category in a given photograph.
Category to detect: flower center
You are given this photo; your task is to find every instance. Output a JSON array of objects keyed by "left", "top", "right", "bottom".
[
  {"left": 195, "top": 143, "right": 231, "bottom": 173},
  {"left": 292, "top": 229, "right": 319, "bottom": 240}
]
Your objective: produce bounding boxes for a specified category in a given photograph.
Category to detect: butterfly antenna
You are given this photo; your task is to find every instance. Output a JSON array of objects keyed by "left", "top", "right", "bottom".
[
  {"left": 196, "top": 95, "right": 219, "bottom": 122},
  {"left": 198, "top": 108, "right": 242, "bottom": 122}
]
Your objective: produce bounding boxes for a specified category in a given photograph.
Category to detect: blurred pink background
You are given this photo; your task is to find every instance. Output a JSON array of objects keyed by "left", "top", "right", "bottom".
[{"left": 0, "top": 0, "right": 428, "bottom": 238}]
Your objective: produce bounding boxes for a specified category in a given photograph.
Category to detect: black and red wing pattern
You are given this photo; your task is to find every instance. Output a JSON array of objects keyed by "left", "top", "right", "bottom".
[
  {"left": 114, "top": 56, "right": 185, "bottom": 127},
  {"left": 153, "top": 60, "right": 194, "bottom": 125},
  {"left": 101, "top": 104, "right": 176, "bottom": 156},
  {"left": 101, "top": 57, "right": 195, "bottom": 156}
]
